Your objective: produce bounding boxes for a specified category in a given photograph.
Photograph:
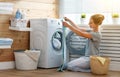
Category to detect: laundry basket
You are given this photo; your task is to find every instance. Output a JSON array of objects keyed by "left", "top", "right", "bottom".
[
  {"left": 90, "top": 56, "right": 110, "bottom": 75},
  {"left": 14, "top": 50, "right": 40, "bottom": 70}
]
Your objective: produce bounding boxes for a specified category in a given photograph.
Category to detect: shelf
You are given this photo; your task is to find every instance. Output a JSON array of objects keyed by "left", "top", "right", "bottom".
[
  {"left": 9, "top": 26, "right": 32, "bottom": 31},
  {"left": 0, "top": 45, "right": 11, "bottom": 49}
]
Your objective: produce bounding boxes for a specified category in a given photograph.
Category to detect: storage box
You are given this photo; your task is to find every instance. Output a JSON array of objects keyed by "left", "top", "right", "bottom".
[{"left": 10, "top": 18, "right": 28, "bottom": 28}]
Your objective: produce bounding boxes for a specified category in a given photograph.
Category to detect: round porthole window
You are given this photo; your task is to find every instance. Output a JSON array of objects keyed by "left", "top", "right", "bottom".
[{"left": 51, "top": 29, "right": 62, "bottom": 51}]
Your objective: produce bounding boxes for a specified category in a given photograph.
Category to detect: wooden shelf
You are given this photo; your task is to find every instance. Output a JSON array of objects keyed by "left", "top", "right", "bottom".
[{"left": 9, "top": 26, "right": 32, "bottom": 31}]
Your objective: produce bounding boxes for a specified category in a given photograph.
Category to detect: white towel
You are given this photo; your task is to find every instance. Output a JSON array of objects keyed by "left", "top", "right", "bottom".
[{"left": 25, "top": 50, "right": 40, "bottom": 62}]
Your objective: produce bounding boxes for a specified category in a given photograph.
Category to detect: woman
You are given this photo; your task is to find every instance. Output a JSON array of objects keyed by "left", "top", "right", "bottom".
[
  {"left": 63, "top": 14, "right": 104, "bottom": 56},
  {"left": 62, "top": 14, "right": 104, "bottom": 72}
]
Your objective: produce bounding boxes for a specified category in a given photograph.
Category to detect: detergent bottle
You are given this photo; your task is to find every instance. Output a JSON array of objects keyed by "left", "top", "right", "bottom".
[{"left": 15, "top": 9, "right": 22, "bottom": 19}]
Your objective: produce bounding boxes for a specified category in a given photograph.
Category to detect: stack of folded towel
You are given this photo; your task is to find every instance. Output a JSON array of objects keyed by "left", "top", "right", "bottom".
[{"left": 0, "top": 38, "right": 13, "bottom": 46}]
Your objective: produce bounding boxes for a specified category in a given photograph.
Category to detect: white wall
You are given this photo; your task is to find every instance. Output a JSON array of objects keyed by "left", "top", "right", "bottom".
[
  {"left": 59, "top": 0, "right": 120, "bottom": 14},
  {"left": 59, "top": 0, "right": 120, "bottom": 24}
]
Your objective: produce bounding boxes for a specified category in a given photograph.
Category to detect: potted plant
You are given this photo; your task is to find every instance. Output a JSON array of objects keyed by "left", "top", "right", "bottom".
[
  {"left": 80, "top": 13, "right": 86, "bottom": 24},
  {"left": 81, "top": 13, "right": 86, "bottom": 18},
  {"left": 112, "top": 13, "right": 119, "bottom": 24},
  {"left": 112, "top": 13, "right": 119, "bottom": 18}
]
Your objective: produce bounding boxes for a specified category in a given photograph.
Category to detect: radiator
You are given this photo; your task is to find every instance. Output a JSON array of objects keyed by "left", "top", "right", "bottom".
[{"left": 100, "top": 25, "right": 120, "bottom": 71}]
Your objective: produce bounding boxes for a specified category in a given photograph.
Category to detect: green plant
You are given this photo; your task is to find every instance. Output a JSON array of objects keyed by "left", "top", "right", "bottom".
[
  {"left": 81, "top": 13, "right": 86, "bottom": 18},
  {"left": 112, "top": 13, "right": 119, "bottom": 18}
]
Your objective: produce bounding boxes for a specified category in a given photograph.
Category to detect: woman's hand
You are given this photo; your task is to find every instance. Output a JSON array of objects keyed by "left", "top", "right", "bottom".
[
  {"left": 64, "top": 17, "right": 70, "bottom": 22},
  {"left": 63, "top": 17, "right": 73, "bottom": 26},
  {"left": 62, "top": 21, "right": 70, "bottom": 28}
]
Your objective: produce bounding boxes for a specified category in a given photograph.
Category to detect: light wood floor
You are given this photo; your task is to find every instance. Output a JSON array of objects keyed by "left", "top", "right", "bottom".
[{"left": 0, "top": 68, "right": 120, "bottom": 77}]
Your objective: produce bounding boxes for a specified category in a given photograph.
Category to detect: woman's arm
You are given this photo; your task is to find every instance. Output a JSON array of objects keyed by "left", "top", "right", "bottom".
[
  {"left": 64, "top": 17, "right": 86, "bottom": 31},
  {"left": 63, "top": 21, "right": 92, "bottom": 39}
]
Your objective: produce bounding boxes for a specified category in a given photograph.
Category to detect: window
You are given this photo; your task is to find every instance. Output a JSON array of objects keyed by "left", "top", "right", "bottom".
[{"left": 59, "top": 0, "right": 120, "bottom": 24}]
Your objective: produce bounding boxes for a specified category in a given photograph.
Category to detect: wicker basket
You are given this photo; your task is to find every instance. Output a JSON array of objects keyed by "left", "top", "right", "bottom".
[
  {"left": 10, "top": 18, "right": 27, "bottom": 28},
  {"left": 90, "top": 56, "right": 110, "bottom": 75}
]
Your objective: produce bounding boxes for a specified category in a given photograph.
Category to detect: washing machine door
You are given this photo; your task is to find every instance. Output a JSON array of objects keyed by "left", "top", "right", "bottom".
[
  {"left": 51, "top": 28, "right": 62, "bottom": 52},
  {"left": 66, "top": 31, "right": 88, "bottom": 55}
]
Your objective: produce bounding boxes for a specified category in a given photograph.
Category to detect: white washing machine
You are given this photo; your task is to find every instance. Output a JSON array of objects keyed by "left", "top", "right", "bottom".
[{"left": 30, "top": 18, "right": 63, "bottom": 68}]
